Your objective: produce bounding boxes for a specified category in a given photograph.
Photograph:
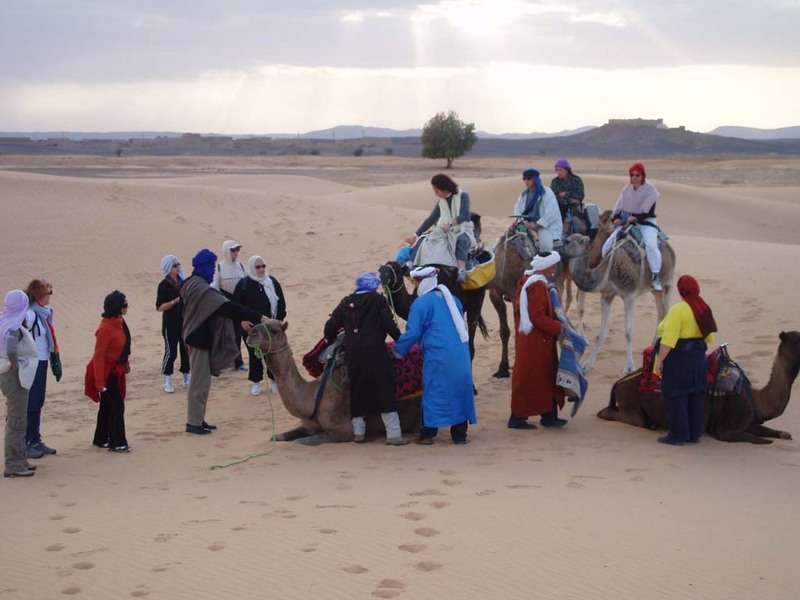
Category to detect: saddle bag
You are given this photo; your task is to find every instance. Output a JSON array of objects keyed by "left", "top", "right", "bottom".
[{"left": 463, "top": 249, "right": 496, "bottom": 291}]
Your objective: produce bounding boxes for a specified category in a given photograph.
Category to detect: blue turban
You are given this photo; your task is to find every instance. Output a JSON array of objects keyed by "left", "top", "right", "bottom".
[
  {"left": 355, "top": 272, "right": 381, "bottom": 294},
  {"left": 521, "top": 168, "right": 545, "bottom": 219},
  {"left": 522, "top": 168, "right": 540, "bottom": 179},
  {"left": 192, "top": 248, "right": 217, "bottom": 284}
]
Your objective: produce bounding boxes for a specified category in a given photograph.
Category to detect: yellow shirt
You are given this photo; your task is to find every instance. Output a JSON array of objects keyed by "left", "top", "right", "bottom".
[{"left": 657, "top": 301, "right": 714, "bottom": 348}]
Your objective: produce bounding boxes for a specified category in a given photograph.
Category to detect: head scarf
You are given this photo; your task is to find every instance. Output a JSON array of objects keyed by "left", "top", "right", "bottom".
[
  {"left": 192, "top": 249, "right": 217, "bottom": 284},
  {"left": 410, "top": 267, "right": 468, "bottom": 343},
  {"left": 247, "top": 255, "right": 279, "bottom": 318},
  {"left": 521, "top": 168, "right": 545, "bottom": 218},
  {"left": 355, "top": 272, "right": 381, "bottom": 294},
  {"left": 677, "top": 275, "right": 717, "bottom": 338},
  {"left": 161, "top": 254, "right": 186, "bottom": 280},
  {"left": 554, "top": 158, "right": 572, "bottom": 171},
  {"left": 519, "top": 252, "right": 561, "bottom": 335},
  {"left": 0, "top": 289, "right": 29, "bottom": 354},
  {"left": 629, "top": 163, "right": 646, "bottom": 182},
  {"left": 102, "top": 290, "right": 127, "bottom": 318},
  {"left": 222, "top": 240, "right": 242, "bottom": 263}
]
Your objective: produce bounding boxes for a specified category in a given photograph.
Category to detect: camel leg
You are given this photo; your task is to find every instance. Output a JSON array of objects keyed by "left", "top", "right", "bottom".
[
  {"left": 583, "top": 294, "right": 613, "bottom": 373},
  {"left": 490, "top": 288, "right": 511, "bottom": 378},
  {"left": 564, "top": 275, "right": 573, "bottom": 314},
  {"left": 576, "top": 290, "right": 586, "bottom": 337},
  {"left": 715, "top": 430, "right": 773, "bottom": 444},
  {"left": 623, "top": 294, "right": 636, "bottom": 374},
  {"left": 276, "top": 424, "right": 318, "bottom": 442},
  {"left": 748, "top": 423, "right": 792, "bottom": 440}
]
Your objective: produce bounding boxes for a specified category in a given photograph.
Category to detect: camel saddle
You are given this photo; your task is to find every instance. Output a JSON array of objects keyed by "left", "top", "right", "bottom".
[{"left": 612, "top": 224, "right": 669, "bottom": 264}]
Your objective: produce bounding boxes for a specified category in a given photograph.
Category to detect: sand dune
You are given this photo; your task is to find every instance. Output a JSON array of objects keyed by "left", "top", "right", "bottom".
[{"left": 0, "top": 160, "right": 798, "bottom": 600}]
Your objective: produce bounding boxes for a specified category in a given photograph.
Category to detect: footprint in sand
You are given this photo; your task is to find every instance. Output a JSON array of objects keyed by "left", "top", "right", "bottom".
[
  {"left": 566, "top": 481, "right": 584, "bottom": 489},
  {"left": 429, "top": 501, "right": 449, "bottom": 509},
  {"left": 441, "top": 479, "right": 461, "bottom": 487},
  {"left": 300, "top": 545, "right": 318, "bottom": 553},
  {"left": 208, "top": 543, "right": 225, "bottom": 552},
  {"left": 475, "top": 489, "right": 496, "bottom": 496},
  {"left": 154, "top": 533, "right": 177, "bottom": 543},
  {"left": 341, "top": 565, "right": 369, "bottom": 574},
  {"left": 415, "top": 561, "right": 443, "bottom": 572},
  {"left": 630, "top": 475, "right": 645, "bottom": 482},
  {"left": 413, "top": 528, "right": 439, "bottom": 538},
  {"left": 398, "top": 544, "right": 427, "bottom": 553},
  {"left": 62, "top": 502, "right": 77, "bottom": 508},
  {"left": 50, "top": 515, "right": 67, "bottom": 521},
  {"left": 409, "top": 489, "right": 445, "bottom": 497},
  {"left": 401, "top": 512, "right": 426, "bottom": 522},
  {"left": 72, "top": 562, "right": 94, "bottom": 571},
  {"left": 317, "top": 528, "right": 337, "bottom": 535},
  {"left": 130, "top": 591, "right": 150, "bottom": 598},
  {"left": 506, "top": 484, "right": 541, "bottom": 490},
  {"left": 60, "top": 586, "right": 81, "bottom": 595},
  {"left": 395, "top": 501, "right": 419, "bottom": 509},
  {"left": 46, "top": 544, "right": 66, "bottom": 552},
  {"left": 63, "top": 527, "right": 81, "bottom": 534}
]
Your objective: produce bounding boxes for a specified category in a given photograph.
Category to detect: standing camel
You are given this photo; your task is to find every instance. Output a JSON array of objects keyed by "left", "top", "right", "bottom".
[
  {"left": 599, "top": 331, "right": 800, "bottom": 444},
  {"left": 560, "top": 211, "right": 675, "bottom": 373}
]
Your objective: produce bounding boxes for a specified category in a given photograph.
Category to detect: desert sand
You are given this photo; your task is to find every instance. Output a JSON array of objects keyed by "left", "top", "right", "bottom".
[{"left": 0, "top": 155, "right": 799, "bottom": 599}]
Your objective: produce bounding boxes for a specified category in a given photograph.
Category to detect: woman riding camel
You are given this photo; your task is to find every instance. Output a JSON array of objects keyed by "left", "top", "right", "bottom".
[
  {"left": 406, "top": 174, "right": 475, "bottom": 282},
  {"left": 602, "top": 163, "right": 663, "bottom": 291},
  {"left": 550, "top": 158, "right": 585, "bottom": 220},
  {"left": 512, "top": 168, "right": 563, "bottom": 253}
]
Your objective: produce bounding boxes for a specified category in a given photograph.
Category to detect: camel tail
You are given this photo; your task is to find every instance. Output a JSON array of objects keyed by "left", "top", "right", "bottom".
[{"left": 477, "top": 315, "right": 489, "bottom": 340}]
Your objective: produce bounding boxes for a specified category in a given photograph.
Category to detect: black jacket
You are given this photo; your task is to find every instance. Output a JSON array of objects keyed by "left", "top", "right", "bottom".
[
  {"left": 232, "top": 276, "right": 287, "bottom": 321},
  {"left": 324, "top": 292, "right": 400, "bottom": 349}
]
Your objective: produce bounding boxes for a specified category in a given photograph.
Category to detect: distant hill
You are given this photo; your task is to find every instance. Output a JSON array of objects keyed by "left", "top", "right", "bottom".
[
  {"left": 468, "top": 122, "right": 800, "bottom": 157},
  {"left": 707, "top": 126, "right": 800, "bottom": 140},
  {"left": 476, "top": 126, "right": 596, "bottom": 139},
  {"left": 292, "top": 125, "right": 597, "bottom": 140}
]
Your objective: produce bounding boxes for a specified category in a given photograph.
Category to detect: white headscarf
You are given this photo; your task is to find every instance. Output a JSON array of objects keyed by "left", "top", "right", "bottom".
[
  {"left": 247, "top": 255, "right": 279, "bottom": 319},
  {"left": 518, "top": 252, "right": 560, "bottom": 335},
  {"left": 0, "top": 290, "right": 30, "bottom": 354},
  {"left": 160, "top": 255, "right": 186, "bottom": 279},
  {"left": 410, "top": 267, "right": 469, "bottom": 343}
]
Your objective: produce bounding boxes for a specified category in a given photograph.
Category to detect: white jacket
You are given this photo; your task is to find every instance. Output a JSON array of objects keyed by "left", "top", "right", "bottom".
[
  {"left": 513, "top": 186, "right": 563, "bottom": 242},
  {"left": 0, "top": 328, "right": 39, "bottom": 389}
]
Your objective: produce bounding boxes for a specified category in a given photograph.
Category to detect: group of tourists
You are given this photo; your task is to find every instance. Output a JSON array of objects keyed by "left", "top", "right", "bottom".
[{"left": 0, "top": 158, "right": 715, "bottom": 477}]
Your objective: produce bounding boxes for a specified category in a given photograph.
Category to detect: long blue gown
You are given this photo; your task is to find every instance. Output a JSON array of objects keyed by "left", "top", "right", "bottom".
[{"left": 395, "top": 291, "right": 476, "bottom": 428}]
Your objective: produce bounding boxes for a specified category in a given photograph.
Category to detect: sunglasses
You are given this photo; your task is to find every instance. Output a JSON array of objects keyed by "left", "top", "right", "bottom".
[
  {"left": 122, "top": 303, "right": 128, "bottom": 308},
  {"left": 255, "top": 265, "right": 266, "bottom": 269},
  {"left": 231, "top": 247, "right": 241, "bottom": 252},
  {"left": 630, "top": 173, "right": 643, "bottom": 178}
]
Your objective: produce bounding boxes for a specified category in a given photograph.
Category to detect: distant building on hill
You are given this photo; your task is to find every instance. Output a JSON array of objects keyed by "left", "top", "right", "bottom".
[{"left": 608, "top": 118, "right": 667, "bottom": 129}]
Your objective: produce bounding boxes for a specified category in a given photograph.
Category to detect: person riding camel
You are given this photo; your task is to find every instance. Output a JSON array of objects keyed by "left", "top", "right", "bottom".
[
  {"left": 405, "top": 174, "right": 475, "bottom": 283},
  {"left": 512, "top": 168, "right": 563, "bottom": 253},
  {"left": 601, "top": 163, "right": 663, "bottom": 291},
  {"left": 550, "top": 158, "right": 585, "bottom": 220}
]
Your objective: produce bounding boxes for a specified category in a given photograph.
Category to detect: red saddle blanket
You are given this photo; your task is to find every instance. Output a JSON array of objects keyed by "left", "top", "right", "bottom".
[
  {"left": 637, "top": 344, "right": 745, "bottom": 395},
  {"left": 302, "top": 338, "right": 423, "bottom": 400}
]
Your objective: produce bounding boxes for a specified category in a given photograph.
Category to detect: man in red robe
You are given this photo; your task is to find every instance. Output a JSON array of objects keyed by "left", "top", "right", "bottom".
[{"left": 510, "top": 252, "right": 566, "bottom": 429}]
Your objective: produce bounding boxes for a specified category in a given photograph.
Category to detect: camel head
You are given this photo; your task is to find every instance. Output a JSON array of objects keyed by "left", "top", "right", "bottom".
[
  {"left": 778, "top": 331, "right": 800, "bottom": 381},
  {"left": 596, "top": 209, "right": 616, "bottom": 239},
  {"left": 246, "top": 319, "right": 289, "bottom": 353},
  {"left": 379, "top": 261, "right": 407, "bottom": 290},
  {"left": 561, "top": 233, "right": 592, "bottom": 260}
]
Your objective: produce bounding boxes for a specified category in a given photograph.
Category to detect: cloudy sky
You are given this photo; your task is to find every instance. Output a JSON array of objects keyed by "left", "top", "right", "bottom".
[{"left": 1, "top": 0, "right": 799, "bottom": 133}]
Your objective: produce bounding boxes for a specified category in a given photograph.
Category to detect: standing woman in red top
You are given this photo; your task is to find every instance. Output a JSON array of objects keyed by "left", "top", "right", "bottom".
[{"left": 90, "top": 291, "right": 131, "bottom": 452}]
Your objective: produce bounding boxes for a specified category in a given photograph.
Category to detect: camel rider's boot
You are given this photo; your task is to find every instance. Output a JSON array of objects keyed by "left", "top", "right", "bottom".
[
  {"left": 651, "top": 272, "right": 663, "bottom": 292},
  {"left": 351, "top": 416, "right": 366, "bottom": 443},
  {"left": 382, "top": 412, "right": 410, "bottom": 446}
]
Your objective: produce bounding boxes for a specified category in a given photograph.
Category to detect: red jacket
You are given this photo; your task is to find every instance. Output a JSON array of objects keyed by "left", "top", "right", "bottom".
[{"left": 84, "top": 317, "right": 129, "bottom": 402}]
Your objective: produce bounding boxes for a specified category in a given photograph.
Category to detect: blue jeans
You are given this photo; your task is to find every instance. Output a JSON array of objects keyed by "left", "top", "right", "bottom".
[{"left": 26, "top": 360, "right": 48, "bottom": 446}]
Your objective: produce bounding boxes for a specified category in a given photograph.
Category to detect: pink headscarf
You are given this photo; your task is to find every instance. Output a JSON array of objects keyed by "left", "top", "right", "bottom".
[{"left": 0, "top": 290, "right": 30, "bottom": 354}]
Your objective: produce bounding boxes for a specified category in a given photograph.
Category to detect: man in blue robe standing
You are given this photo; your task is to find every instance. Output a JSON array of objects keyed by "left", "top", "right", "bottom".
[{"left": 394, "top": 267, "right": 476, "bottom": 444}]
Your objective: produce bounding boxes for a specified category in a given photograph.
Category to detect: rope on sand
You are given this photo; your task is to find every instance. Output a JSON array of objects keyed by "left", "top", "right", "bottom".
[{"left": 210, "top": 345, "right": 278, "bottom": 470}]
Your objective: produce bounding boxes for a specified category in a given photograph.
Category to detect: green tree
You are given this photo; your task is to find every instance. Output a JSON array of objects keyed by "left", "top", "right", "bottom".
[{"left": 421, "top": 111, "right": 477, "bottom": 169}]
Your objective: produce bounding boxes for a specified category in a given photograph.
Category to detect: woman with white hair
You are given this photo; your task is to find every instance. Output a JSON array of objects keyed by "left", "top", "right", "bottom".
[
  {"left": 0, "top": 290, "right": 40, "bottom": 477},
  {"left": 233, "top": 255, "right": 287, "bottom": 396},
  {"left": 156, "top": 255, "right": 190, "bottom": 393}
]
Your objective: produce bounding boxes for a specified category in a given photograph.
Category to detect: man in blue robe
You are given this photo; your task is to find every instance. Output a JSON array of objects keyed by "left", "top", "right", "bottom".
[{"left": 394, "top": 267, "right": 476, "bottom": 444}]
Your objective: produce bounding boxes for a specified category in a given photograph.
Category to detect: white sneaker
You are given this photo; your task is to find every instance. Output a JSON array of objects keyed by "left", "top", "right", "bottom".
[
  {"left": 163, "top": 375, "right": 175, "bottom": 394},
  {"left": 269, "top": 382, "right": 279, "bottom": 395},
  {"left": 250, "top": 383, "right": 262, "bottom": 396},
  {"left": 651, "top": 273, "right": 663, "bottom": 292},
  {"left": 183, "top": 373, "right": 191, "bottom": 386}
]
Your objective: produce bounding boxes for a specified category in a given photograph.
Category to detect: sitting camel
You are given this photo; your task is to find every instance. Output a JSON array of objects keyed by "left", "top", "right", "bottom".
[
  {"left": 561, "top": 210, "right": 676, "bottom": 373},
  {"left": 245, "top": 320, "right": 420, "bottom": 445},
  {"left": 598, "top": 331, "right": 800, "bottom": 444}
]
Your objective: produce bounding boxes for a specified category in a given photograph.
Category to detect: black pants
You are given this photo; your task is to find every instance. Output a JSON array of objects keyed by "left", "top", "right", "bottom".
[
  {"left": 161, "top": 322, "right": 189, "bottom": 376},
  {"left": 663, "top": 390, "right": 705, "bottom": 443},
  {"left": 246, "top": 347, "right": 275, "bottom": 384},
  {"left": 420, "top": 421, "right": 468, "bottom": 442},
  {"left": 93, "top": 376, "right": 127, "bottom": 447},
  {"left": 234, "top": 325, "right": 244, "bottom": 369}
]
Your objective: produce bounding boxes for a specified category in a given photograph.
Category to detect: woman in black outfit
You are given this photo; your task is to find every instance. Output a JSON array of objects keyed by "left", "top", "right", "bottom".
[
  {"left": 156, "top": 255, "right": 190, "bottom": 394},
  {"left": 233, "top": 255, "right": 286, "bottom": 396}
]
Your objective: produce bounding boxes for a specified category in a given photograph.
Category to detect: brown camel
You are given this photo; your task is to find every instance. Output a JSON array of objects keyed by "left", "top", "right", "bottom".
[
  {"left": 599, "top": 331, "right": 800, "bottom": 444},
  {"left": 245, "top": 320, "right": 420, "bottom": 445},
  {"left": 561, "top": 210, "right": 676, "bottom": 373}
]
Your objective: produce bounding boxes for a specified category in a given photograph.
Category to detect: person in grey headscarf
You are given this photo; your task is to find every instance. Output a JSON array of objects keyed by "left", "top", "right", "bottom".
[
  {"left": 156, "top": 255, "right": 190, "bottom": 393},
  {"left": 233, "top": 255, "right": 287, "bottom": 396},
  {"left": 1, "top": 290, "right": 39, "bottom": 477},
  {"left": 212, "top": 240, "right": 247, "bottom": 369}
]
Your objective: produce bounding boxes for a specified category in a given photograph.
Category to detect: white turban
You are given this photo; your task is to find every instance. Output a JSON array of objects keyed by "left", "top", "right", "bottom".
[
  {"left": 410, "top": 267, "right": 469, "bottom": 343},
  {"left": 160, "top": 255, "right": 186, "bottom": 279},
  {"left": 519, "top": 252, "right": 560, "bottom": 335}
]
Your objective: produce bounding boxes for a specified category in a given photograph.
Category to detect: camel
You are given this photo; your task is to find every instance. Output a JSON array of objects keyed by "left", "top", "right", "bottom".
[
  {"left": 245, "top": 320, "right": 420, "bottom": 445},
  {"left": 561, "top": 210, "right": 676, "bottom": 373},
  {"left": 598, "top": 331, "right": 800, "bottom": 444}
]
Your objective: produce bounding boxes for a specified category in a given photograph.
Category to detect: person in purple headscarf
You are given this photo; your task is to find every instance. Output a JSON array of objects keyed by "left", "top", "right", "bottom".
[
  {"left": 550, "top": 158, "right": 585, "bottom": 221},
  {"left": 324, "top": 272, "right": 408, "bottom": 445},
  {"left": 0, "top": 290, "right": 39, "bottom": 477}
]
